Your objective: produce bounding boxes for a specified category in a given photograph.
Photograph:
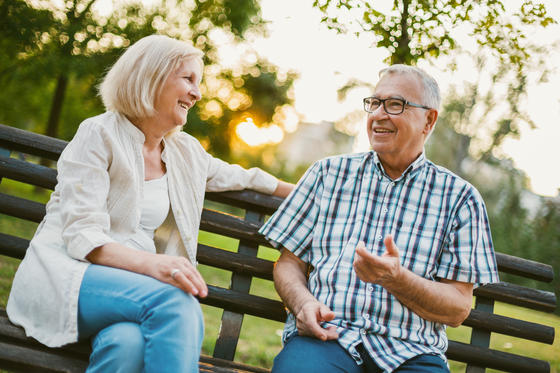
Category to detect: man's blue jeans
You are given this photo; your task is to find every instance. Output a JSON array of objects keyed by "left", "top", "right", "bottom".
[
  {"left": 272, "top": 335, "right": 449, "bottom": 373},
  {"left": 78, "top": 264, "right": 204, "bottom": 373}
]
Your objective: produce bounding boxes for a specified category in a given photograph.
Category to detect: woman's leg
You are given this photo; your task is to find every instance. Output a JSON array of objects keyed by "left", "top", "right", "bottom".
[
  {"left": 78, "top": 264, "right": 204, "bottom": 373},
  {"left": 88, "top": 322, "right": 145, "bottom": 373}
]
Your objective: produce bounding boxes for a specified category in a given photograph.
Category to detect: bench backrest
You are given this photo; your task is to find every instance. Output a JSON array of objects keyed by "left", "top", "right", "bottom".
[{"left": 0, "top": 123, "right": 556, "bottom": 373}]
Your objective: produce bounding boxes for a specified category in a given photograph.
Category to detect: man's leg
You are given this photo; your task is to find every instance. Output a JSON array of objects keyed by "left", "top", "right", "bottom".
[
  {"left": 394, "top": 354, "right": 449, "bottom": 373},
  {"left": 78, "top": 264, "right": 204, "bottom": 373},
  {"left": 272, "top": 335, "right": 363, "bottom": 373}
]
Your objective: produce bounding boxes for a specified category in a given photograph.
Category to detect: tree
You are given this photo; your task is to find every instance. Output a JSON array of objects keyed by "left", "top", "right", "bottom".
[
  {"left": 0, "top": 0, "right": 295, "bottom": 162},
  {"left": 313, "top": 0, "right": 555, "bottom": 155}
]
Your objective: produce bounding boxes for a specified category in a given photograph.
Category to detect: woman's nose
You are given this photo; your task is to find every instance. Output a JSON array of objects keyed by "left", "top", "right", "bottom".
[{"left": 190, "top": 85, "right": 201, "bottom": 102}]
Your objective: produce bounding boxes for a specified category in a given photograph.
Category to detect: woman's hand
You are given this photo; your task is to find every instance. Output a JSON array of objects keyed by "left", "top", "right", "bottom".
[
  {"left": 146, "top": 254, "right": 208, "bottom": 297},
  {"left": 87, "top": 242, "right": 208, "bottom": 297}
]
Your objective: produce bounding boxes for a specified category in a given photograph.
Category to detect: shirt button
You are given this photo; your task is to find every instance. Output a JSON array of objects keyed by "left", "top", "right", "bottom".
[
  {"left": 383, "top": 207, "right": 388, "bottom": 213},
  {"left": 363, "top": 313, "right": 370, "bottom": 319},
  {"left": 360, "top": 329, "right": 367, "bottom": 335},
  {"left": 376, "top": 234, "right": 382, "bottom": 240},
  {"left": 367, "top": 285, "right": 374, "bottom": 292}
]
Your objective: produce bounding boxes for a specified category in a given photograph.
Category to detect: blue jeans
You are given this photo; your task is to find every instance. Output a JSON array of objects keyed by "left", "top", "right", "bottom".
[
  {"left": 78, "top": 264, "right": 204, "bottom": 373},
  {"left": 272, "top": 335, "right": 449, "bottom": 373}
]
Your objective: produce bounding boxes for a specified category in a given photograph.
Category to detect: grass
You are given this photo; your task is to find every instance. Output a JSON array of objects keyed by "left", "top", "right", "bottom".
[{"left": 0, "top": 180, "right": 558, "bottom": 372}]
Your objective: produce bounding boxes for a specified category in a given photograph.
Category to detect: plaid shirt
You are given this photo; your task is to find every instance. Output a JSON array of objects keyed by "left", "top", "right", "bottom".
[{"left": 260, "top": 151, "right": 499, "bottom": 372}]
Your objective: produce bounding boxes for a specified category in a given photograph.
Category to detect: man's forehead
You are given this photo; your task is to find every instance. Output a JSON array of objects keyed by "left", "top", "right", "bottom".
[{"left": 373, "top": 72, "right": 422, "bottom": 97}]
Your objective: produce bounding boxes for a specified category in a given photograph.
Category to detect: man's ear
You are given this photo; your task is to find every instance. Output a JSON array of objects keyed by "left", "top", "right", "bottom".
[{"left": 423, "top": 109, "right": 438, "bottom": 134}]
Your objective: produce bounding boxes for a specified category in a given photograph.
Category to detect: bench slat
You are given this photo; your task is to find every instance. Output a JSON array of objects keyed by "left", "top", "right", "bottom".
[
  {"left": 446, "top": 340, "right": 550, "bottom": 373},
  {"left": 0, "top": 124, "right": 66, "bottom": 161},
  {"left": 474, "top": 282, "right": 557, "bottom": 313},
  {"left": 495, "top": 252, "right": 554, "bottom": 283},
  {"left": 0, "top": 233, "right": 27, "bottom": 259},
  {"left": 0, "top": 155, "right": 58, "bottom": 190},
  {"left": 202, "top": 286, "right": 286, "bottom": 322},
  {"left": 206, "top": 190, "right": 283, "bottom": 216},
  {"left": 464, "top": 309, "right": 555, "bottom": 344},
  {"left": 0, "top": 193, "right": 45, "bottom": 223},
  {"left": 0, "top": 341, "right": 88, "bottom": 373},
  {"left": 197, "top": 244, "right": 274, "bottom": 281},
  {"left": 200, "top": 209, "right": 270, "bottom": 247}
]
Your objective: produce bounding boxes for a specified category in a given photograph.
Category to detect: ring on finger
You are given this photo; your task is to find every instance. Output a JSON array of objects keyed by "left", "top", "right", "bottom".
[{"left": 170, "top": 268, "right": 180, "bottom": 280}]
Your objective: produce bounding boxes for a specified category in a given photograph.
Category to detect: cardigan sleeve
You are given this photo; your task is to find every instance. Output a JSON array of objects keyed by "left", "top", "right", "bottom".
[
  {"left": 204, "top": 149, "right": 278, "bottom": 195},
  {"left": 58, "top": 119, "right": 115, "bottom": 261}
]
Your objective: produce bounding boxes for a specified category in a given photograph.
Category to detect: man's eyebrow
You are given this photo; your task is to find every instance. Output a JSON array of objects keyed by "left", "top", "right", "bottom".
[{"left": 372, "top": 94, "right": 406, "bottom": 100}]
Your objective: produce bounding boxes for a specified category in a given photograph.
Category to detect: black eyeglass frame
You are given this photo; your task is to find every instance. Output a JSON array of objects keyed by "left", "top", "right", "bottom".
[{"left": 363, "top": 96, "right": 432, "bottom": 115}]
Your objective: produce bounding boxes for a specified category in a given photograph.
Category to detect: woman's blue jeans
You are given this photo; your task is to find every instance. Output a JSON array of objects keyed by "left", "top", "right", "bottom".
[{"left": 78, "top": 264, "right": 204, "bottom": 373}]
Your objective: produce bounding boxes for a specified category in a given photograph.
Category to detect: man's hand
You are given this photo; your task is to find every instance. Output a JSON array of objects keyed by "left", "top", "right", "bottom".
[
  {"left": 353, "top": 235, "right": 402, "bottom": 286},
  {"left": 295, "top": 300, "right": 339, "bottom": 341}
]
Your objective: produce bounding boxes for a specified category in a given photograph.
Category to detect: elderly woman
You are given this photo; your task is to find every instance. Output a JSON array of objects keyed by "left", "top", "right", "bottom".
[{"left": 7, "top": 35, "right": 293, "bottom": 372}]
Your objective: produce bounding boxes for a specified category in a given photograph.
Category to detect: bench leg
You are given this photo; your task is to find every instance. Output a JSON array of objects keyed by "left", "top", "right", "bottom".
[{"left": 465, "top": 296, "right": 495, "bottom": 373}]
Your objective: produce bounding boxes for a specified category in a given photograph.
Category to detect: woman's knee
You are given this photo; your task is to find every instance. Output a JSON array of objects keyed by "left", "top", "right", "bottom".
[
  {"left": 149, "top": 285, "right": 204, "bottom": 339},
  {"left": 89, "top": 322, "right": 144, "bottom": 372}
]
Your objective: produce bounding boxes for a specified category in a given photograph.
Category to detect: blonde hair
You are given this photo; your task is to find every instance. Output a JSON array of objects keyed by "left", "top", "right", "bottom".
[{"left": 100, "top": 34, "right": 203, "bottom": 119}]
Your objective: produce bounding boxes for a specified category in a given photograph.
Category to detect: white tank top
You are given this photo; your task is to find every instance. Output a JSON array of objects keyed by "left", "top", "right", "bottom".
[{"left": 125, "top": 174, "right": 170, "bottom": 253}]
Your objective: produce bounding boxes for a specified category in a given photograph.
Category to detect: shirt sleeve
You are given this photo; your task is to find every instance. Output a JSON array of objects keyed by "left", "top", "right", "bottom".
[
  {"left": 259, "top": 161, "right": 324, "bottom": 261},
  {"left": 205, "top": 152, "right": 278, "bottom": 194},
  {"left": 58, "top": 120, "right": 115, "bottom": 261},
  {"left": 436, "top": 188, "right": 499, "bottom": 285}
]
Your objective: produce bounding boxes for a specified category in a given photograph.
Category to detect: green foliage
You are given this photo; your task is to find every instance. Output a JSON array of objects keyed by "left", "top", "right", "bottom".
[
  {"left": 0, "top": 0, "right": 296, "bottom": 163},
  {"left": 312, "top": 0, "right": 555, "bottom": 67}
]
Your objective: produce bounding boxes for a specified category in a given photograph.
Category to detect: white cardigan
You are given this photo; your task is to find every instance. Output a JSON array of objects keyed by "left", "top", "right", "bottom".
[{"left": 7, "top": 111, "right": 278, "bottom": 347}]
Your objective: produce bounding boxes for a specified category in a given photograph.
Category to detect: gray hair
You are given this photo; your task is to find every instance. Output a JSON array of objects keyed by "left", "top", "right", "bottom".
[
  {"left": 378, "top": 64, "right": 441, "bottom": 111},
  {"left": 99, "top": 34, "right": 203, "bottom": 119}
]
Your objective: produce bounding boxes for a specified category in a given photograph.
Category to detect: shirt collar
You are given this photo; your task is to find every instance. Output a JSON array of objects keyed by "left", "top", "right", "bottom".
[
  {"left": 371, "top": 150, "right": 426, "bottom": 181},
  {"left": 116, "top": 111, "right": 146, "bottom": 144}
]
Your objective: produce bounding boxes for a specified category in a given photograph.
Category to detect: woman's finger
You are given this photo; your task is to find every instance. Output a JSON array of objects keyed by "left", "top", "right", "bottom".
[
  {"left": 172, "top": 271, "right": 198, "bottom": 296},
  {"left": 180, "top": 262, "right": 208, "bottom": 297}
]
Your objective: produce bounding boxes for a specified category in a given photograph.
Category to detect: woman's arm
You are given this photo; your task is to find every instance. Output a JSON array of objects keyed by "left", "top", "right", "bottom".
[
  {"left": 272, "top": 180, "right": 295, "bottom": 198},
  {"left": 86, "top": 243, "right": 208, "bottom": 297}
]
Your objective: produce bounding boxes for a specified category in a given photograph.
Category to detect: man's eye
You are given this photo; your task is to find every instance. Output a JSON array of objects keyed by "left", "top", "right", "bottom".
[
  {"left": 386, "top": 99, "right": 403, "bottom": 109},
  {"left": 369, "top": 99, "right": 381, "bottom": 107}
]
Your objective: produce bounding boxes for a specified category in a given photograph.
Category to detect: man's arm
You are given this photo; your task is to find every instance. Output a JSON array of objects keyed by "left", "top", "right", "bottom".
[
  {"left": 353, "top": 236, "right": 472, "bottom": 327},
  {"left": 274, "top": 249, "right": 339, "bottom": 340}
]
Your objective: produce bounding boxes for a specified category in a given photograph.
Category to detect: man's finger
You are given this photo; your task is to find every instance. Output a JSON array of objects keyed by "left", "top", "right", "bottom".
[
  {"left": 319, "top": 306, "right": 335, "bottom": 322},
  {"left": 384, "top": 235, "right": 399, "bottom": 257},
  {"left": 324, "top": 325, "right": 339, "bottom": 340}
]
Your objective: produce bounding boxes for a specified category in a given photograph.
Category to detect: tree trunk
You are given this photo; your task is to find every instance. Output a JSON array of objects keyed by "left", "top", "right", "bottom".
[
  {"left": 393, "top": 0, "right": 412, "bottom": 65},
  {"left": 45, "top": 74, "right": 68, "bottom": 139},
  {"left": 38, "top": 74, "right": 67, "bottom": 174}
]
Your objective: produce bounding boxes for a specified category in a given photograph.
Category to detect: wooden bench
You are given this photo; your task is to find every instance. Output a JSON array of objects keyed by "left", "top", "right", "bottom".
[{"left": 0, "top": 123, "right": 556, "bottom": 373}]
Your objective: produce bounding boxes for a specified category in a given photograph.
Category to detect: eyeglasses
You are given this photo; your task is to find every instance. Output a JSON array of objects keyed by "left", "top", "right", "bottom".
[{"left": 363, "top": 96, "right": 432, "bottom": 115}]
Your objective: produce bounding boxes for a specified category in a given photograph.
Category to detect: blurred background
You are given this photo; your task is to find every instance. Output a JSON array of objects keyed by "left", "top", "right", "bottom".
[{"left": 0, "top": 0, "right": 559, "bottom": 370}]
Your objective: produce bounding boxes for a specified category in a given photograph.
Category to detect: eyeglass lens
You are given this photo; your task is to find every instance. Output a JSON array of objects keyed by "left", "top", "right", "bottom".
[{"left": 364, "top": 98, "right": 405, "bottom": 114}]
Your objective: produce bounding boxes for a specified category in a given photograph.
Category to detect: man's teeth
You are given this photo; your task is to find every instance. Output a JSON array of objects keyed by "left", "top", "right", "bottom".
[{"left": 374, "top": 128, "right": 393, "bottom": 133}]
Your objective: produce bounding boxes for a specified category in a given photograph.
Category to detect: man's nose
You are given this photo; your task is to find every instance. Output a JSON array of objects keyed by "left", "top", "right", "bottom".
[{"left": 369, "top": 104, "right": 389, "bottom": 119}]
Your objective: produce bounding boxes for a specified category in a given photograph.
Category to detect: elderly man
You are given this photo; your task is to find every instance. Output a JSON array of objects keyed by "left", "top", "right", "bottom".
[{"left": 259, "top": 65, "right": 499, "bottom": 373}]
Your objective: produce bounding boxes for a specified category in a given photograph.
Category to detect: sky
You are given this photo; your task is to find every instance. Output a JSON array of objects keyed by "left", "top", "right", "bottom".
[{"left": 230, "top": 0, "right": 560, "bottom": 197}]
